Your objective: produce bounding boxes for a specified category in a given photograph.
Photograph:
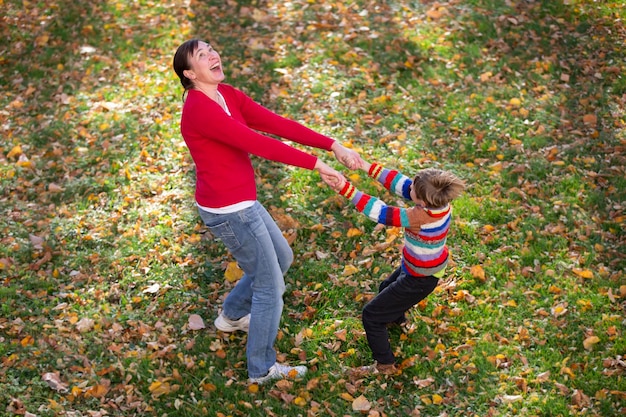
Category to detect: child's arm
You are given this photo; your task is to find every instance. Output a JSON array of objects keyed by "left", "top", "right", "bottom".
[
  {"left": 337, "top": 181, "right": 414, "bottom": 228},
  {"left": 366, "top": 163, "right": 413, "bottom": 201}
]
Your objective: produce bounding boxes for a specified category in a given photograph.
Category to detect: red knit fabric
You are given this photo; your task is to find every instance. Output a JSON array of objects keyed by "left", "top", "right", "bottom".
[{"left": 180, "top": 85, "right": 335, "bottom": 208}]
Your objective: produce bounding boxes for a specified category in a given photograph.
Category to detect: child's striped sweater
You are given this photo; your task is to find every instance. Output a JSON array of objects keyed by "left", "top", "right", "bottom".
[{"left": 339, "top": 163, "right": 452, "bottom": 278}]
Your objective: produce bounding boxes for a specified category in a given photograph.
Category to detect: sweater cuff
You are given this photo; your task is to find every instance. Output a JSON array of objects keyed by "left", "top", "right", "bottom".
[
  {"left": 339, "top": 182, "right": 357, "bottom": 199},
  {"left": 368, "top": 163, "right": 383, "bottom": 179}
]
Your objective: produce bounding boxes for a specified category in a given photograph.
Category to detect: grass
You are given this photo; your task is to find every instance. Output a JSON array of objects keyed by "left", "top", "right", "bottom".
[{"left": 1, "top": 0, "right": 625, "bottom": 416}]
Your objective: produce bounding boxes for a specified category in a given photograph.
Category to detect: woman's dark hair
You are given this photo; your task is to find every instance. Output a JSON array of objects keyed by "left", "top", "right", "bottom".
[{"left": 173, "top": 39, "right": 201, "bottom": 99}]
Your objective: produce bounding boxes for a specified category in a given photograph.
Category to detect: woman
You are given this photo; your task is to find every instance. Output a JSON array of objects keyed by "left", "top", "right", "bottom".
[{"left": 173, "top": 39, "right": 361, "bottom": 385}]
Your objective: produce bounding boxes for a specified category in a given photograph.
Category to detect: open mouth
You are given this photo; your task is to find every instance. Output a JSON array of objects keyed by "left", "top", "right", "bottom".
[{"left": 210, "top": 62, "right": 221, "bottom": 71}]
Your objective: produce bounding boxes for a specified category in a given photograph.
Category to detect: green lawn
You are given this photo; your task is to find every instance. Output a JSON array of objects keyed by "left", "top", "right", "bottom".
[{"left": 1, "top": 0, "right": 624, "bottom": 416}]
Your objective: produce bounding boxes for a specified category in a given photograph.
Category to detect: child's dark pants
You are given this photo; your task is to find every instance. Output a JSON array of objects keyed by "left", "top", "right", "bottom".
[{"left": 362, "top": 266, "right": 439, "bottom": 365}]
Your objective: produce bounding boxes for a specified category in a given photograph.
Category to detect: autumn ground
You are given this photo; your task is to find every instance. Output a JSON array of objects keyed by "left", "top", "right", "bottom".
[{"left": 1, "top": 0, "right": 625, "bottom": 416}]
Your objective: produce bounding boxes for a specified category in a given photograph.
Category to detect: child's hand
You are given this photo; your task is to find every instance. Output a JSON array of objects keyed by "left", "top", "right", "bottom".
[
  {"left": 324, "top": 174, "right": 346, "bottom": 192},
  {"left": 315, "top": 159, "right": 346, "bottom": 191},
  {"left": 357, "top": 158, "right": 371, "bottom": 172}
]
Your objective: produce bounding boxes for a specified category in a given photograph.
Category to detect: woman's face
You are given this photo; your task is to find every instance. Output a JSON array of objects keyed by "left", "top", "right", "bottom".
[{"left": 187, "top": 41, "right": 225, "bottom": 86}]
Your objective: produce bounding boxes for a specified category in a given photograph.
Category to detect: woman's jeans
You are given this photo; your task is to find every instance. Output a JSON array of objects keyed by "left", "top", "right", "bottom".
[
  {"left": 362, "top": 266, "right": 439, "bottom": 365},
  {"left": 199, "top": 202, "right": 293, "bottom": 378}
]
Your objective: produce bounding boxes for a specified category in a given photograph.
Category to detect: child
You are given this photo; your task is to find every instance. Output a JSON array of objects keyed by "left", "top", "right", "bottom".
[{"left": 330, "top": 161, "right": 465, "bottom": 375}]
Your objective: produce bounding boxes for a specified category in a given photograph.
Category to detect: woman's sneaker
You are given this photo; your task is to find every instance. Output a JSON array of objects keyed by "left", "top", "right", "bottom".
[
  {"left": 249, "top": 362, "right": 307, "bottom": 385},
  {"left": 214, "top": 313, "right": 250, "bottom": 332}
]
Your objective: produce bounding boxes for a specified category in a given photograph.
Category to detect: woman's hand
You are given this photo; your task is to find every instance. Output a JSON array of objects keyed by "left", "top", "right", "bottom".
[
  {"left": 314, "top": 159, "right": 345, "bottom": 190},
  {"left": 331, "top": 142, "right": 363, "bottom": 170}
]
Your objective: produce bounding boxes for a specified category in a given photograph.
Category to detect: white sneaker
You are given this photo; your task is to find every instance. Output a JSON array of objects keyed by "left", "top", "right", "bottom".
[
  {"left": 214, "top": 312, "right": 250, "bottom": 332},
  {"left": 249, "top": 362, "right": 307, "bottom": 385}
]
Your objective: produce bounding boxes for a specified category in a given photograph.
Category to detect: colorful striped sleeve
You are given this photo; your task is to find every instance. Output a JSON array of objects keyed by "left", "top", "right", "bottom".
[
  {"left": 368, "top": 163, "right": 412, "bottom": 200},
  {"left": 339, "top": 181, "right": 411, "bottom": 227}
]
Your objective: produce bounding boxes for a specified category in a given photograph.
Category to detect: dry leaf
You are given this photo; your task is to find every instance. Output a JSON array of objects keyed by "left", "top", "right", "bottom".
[
  {"left": 414, "top": 377, "right": 435, "bottom": 388},
  {"left": 48, "top": 183, "right": 63, "bottom": 192},
  {"left": 470, "top": 265, "right": 486, "bottom": 282},
  {"left": 582, "top": 114, "right": 597, "bottom": 126},
  {"left": 572, "top": 268, "right": 593, "bottom": 279},
  {"left": 188, "top": 314, "right": 206, "bottom": 330},
  {"left": 29, "top": 234, "right": 44, "bottom": 250},
  {"left": 42, "top": 372, "right": 68, "bottom": 393},
  {"left": 582, "top": 335, "right": 600, "bottom": 350},
  {"left": 343, "top": 264, "right": 359, "bottom": 276},
  {"left": 535, "top": 371, "right": 551, "bottom": 382},
  {"left": 225, "top": 261, "right": 244, "bottom": 282},
  {"left": 75, "top": 317, "right": 95, "bottom": 333},
  {"left": 143, "top": 283, "right": 161, "bottom": 294},
  {"left": 352, "top": 395, "right": 371, "bottom": 411},
  {"left": 501, "top": 394, "right": 523, "bottom": 403}
]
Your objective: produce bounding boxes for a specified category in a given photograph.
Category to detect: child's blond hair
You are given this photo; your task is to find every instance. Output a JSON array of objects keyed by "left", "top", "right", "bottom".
[{"left": 412, "top": 168, "right": 465, "bottom": 208}]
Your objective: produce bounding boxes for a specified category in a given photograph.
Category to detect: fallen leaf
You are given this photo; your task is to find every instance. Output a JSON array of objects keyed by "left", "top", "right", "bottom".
[
  {"left": 188, "top": 314, "right": 206, "bottom": 330},
  {"left": 225, "top": 262, "right": 244, "bottom": 282},
  {"left": 343, "top": 264, "right": 359, "bottom": 276},
  {"left": 582, "top": 114, "right": 597, "bottom": 126},
  {"left": 582, "top": 335, "right": 600, "bottom": 351},
  {"left": 42, "top": 372, "right": 68, "bottom": 393},
  {"left": 572, "top": 268, "right": 593, "bottom": 279},
  {"left": 75, "top": 317, "right": 95, "bottom": 333},
  {"left": 470, "top": 265, "right": 486, "bottom": 282},
  {"left": 501, "top": 394, "right": 523, "bottom": 403},
  {"left": 352, "top": 395, "right": 371, "bottom": 411},
  {"left": 143, "top": 283, "right": 161, "bottom": 294},
  {"left": 414, "top": 377, "right": 435, "bottom": 388}
]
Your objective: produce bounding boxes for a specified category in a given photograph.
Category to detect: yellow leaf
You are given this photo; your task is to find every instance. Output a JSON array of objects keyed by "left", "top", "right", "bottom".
[
  {"left": 84, "top": 384, "right": 109, "bottom": 398},
  {"left": 432, "top": 394, "right": 444, "bottom": 404},
  {"left": 347, "top": 228, "right": 362, "bottom": 237},
  {"left": 340, "top": 392, "right": 355, "bottom": 402},
  {"left": 343, "top": 264, "right": 358, "bottom": 276},
  {"left": 481, "top": 225, "right": 495, "bottom": 233},
  {"left": 348, "top": 173, "right": 361, "bottom": 181},
  {"left": 20, "top": 335, "right": 34, "bottom": 347},
  {"left": 294, "top": 396, "right": 307, "bottom": 406},
  {"left": 470, "top": 265, "right": 486, "bottom": 282},
  {"left": 35, "top": 34, "right": 49, "bottom": 46},
  {"left": 148, "top": 380, "right": 172, "bottom": 397},
  {"left": 509, "top": 98, "right": 522, "bottom": 107},
  {"left": 248, "top": 383, "right": 259, "bottom": 393},
  {"left": 582, "top": 335, "right": 600, "bottom": 351},
  {"left": 572, "top": 268, "right": 593, "bottom": 279},
  {"left": 7, "top": 145, "right": 22, "bottom": 159},
  {"left": 225, "top": 262, "right": 244, "bottom": 282},
  {"left": 560, "top": 366, "right": 575, "bottom": 379}
]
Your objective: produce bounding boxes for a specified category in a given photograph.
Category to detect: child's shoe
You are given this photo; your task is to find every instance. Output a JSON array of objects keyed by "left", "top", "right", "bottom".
[
  {"left": 348, "top": 362, "right": 398, "bottom": 379},
  {"left": 376, "top": 362, "right": 398, "bottom": 375}
]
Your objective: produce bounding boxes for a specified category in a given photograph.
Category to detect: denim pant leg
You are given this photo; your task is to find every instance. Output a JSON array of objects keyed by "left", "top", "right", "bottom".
[
  {"left": 199, "top": 202, "right": 293, "bottom": 378},
  {"left": 362, "top": 270, "right": 439, "bottom": 364}
]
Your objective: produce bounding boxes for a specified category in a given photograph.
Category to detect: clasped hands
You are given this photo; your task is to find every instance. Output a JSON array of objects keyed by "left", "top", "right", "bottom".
[{"left": 315, "top": 142, "right": 369, "bottom": 192}]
